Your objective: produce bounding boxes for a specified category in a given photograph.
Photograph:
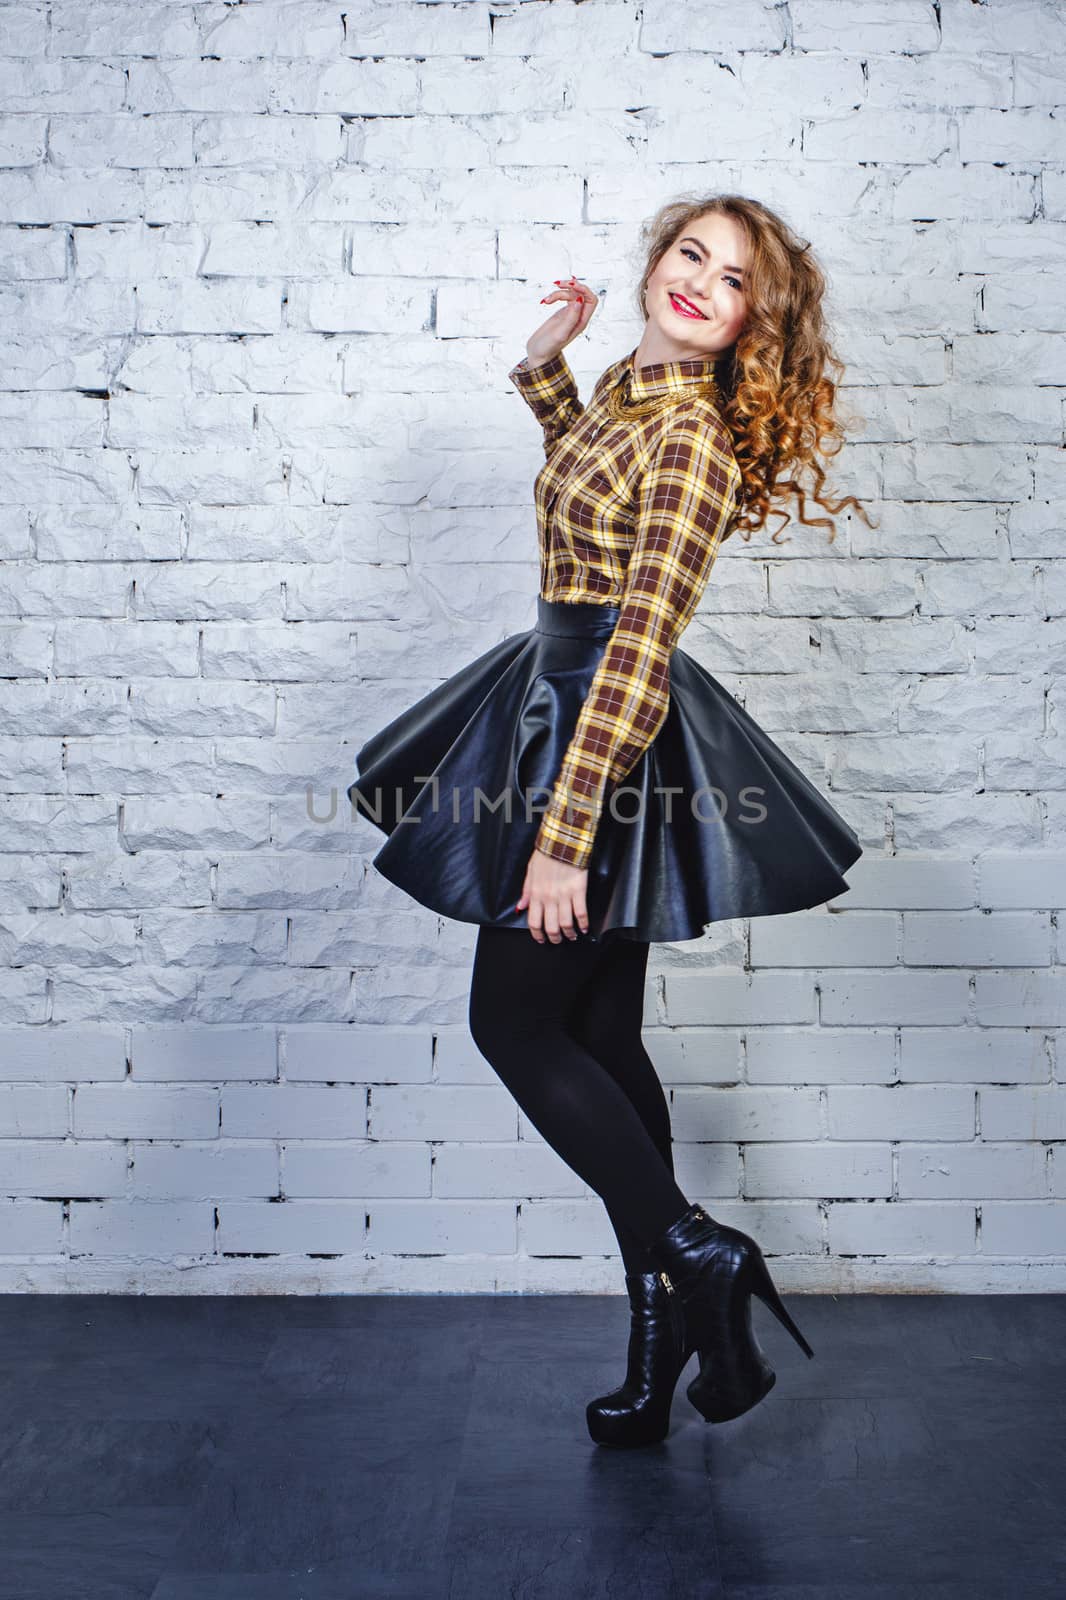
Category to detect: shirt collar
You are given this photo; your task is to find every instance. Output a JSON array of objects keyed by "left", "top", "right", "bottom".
[{"left": 622, "top": 345, "right": 721, "bottom": 401}]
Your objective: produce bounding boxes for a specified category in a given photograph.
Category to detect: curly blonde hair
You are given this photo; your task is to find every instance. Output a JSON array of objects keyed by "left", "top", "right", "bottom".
[{"left": 633, "top": 194, "right": 876, "bottom": 545}]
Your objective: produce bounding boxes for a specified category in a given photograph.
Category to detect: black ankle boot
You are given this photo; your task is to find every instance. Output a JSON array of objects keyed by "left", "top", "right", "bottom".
[
  {"left": 647, "top": 1204, "right": 815, "bottom": 1425},
  {"left": 586, "top": 1270, "right": 698, "bottom": 1448}
]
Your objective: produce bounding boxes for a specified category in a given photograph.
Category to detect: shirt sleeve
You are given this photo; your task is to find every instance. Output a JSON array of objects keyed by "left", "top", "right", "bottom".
[
  {"left": 533, "top": 413, "right": 742, "bottom": 870},
  {"left": 508, "top": 350, "right": 585, "bottom": 458}
]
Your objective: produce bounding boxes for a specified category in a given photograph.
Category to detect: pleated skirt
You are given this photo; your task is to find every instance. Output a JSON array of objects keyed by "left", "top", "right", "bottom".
[{"left": 347, "top": 596, "right": 863, "bottom": 944}]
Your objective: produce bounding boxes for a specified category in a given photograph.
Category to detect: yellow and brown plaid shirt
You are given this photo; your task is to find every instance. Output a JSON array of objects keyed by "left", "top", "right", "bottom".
[{"left": 508, "top": 344, "right": 743, "bottom": 870}]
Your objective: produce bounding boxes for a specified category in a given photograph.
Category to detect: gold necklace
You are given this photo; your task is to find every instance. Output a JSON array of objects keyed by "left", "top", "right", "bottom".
[{"left": 603, "top": 375, "right": 721, "bottom": 423}]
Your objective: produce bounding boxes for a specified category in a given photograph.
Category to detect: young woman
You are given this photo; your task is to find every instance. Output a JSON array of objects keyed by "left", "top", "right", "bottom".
[{"left": 349, "top": 194, "right": 872, "bottom": 1448}]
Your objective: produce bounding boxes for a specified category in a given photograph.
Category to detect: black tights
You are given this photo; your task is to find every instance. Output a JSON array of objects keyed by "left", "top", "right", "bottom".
[{"left": 468, "top": 926, "right": 691, "bottom": 1275}]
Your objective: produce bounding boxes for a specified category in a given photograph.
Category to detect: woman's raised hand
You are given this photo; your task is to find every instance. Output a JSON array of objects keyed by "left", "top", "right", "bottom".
[{"left": 525, "top": 276, "right": 599, "bottom": 367}]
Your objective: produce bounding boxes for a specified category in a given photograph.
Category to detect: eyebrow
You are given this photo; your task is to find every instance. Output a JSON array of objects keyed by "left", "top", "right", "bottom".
[{"left": 679, "top": 237, "right": 746, "bottom": 277}]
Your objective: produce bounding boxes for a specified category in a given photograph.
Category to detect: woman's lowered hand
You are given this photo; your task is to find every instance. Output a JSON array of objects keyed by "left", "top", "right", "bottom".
[{"left": 516, "top": 845, "right": 590, "bottom": 944}]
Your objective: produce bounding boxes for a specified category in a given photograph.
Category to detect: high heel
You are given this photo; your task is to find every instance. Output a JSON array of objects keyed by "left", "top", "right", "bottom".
[
  {"left": 586, "top": 1270, "right": 699, "bottom": 1448},
  {"left": 747, "top": 1246, "right": 815, "bottom": 1359},
  {"left": 647, "top": 1203, "right": 815, "bottom": 1425}
]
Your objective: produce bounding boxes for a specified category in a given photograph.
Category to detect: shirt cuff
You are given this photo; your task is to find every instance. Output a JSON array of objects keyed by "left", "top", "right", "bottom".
[
  {"left": 508, "top": 350, "right": 578, "bottom": 402},
  {"left": 533, "top": 787, "right": 602, "bottom": 870}
]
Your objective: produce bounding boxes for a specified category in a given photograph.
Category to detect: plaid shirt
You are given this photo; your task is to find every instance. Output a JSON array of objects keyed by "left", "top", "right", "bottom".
[{"left": 508, "top": 345, "right": 742, "bottom": 870}]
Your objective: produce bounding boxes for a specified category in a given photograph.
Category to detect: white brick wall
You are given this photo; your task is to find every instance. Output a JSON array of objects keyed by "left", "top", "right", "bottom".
[{"left": 1, "top": 0, "right": 1064, "bottom": 1294}]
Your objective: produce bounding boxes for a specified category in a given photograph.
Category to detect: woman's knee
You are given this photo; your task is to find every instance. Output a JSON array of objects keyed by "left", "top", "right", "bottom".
[
  {"left": 570, "top": 1010, "right": 645, "bottom": 1068},
  {"left": 570, "top": 1016, "right": 673, "bottom": 1145},
  {"left": 468, "top": 974, "right": 541, "bottom": 1064}
]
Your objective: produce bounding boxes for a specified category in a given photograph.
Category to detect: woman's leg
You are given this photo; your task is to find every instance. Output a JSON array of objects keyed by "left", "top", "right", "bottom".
[
  {"left": 567, "top": 938, "right": 676, "bottom": 1276},
  {"left": 468, "top": 926, "right": 690, "bottom": 1250}
]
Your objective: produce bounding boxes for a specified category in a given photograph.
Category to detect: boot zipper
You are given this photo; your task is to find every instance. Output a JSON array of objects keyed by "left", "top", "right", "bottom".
[{"left": 660, "top": 1271, "right": 685, "bottom": 1354}]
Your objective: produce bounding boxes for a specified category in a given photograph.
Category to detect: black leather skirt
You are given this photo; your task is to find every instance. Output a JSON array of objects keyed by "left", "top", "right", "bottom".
[{"left": 347, "top": 596, "right": 863, "bottom": 944}]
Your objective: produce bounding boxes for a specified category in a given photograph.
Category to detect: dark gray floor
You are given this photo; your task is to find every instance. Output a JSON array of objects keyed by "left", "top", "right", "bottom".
[{"left": 0, "top": 1291, "right": 1063, "bottom": 1599}]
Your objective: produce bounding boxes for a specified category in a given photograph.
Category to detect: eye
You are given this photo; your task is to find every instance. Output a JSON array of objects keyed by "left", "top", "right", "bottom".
[{"left": 681, "top": 246, "right": 744, "bottom": 293}]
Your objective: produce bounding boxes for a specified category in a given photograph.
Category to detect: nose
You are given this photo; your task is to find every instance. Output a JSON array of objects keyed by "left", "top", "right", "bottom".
[{"left": 685, "top": 265, "right": 715, "bottom": 299}]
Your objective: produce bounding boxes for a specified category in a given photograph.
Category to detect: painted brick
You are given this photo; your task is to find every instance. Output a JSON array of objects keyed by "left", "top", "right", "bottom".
[
  {"left": 673, "top": 1086, "right": 822, "bottom": 1142},
  {"left": 828, "top": 1202, "right": 976, "bottom": 1256},
  {"left": 369, "top": 1085, "right": 517, "bottom": 1143},
  {"left": 826, "top": 1086, "right": 975, "bottom": 1141},
  {"left": 898, "top": 1143, "right": 1049, "bottom": 1200},
  {"left": 746, "top": 1028, "right": 897, "bottom": 1084},
  {"left": 697, "top": 1201, "right": 823, "bottom": 1256},
  {"left": 899, "top": 1028, "right": 1048, "bottom": 1084},
  {"left": 980, "top": 1088, "right": 1066, "bottom": 1141},
  {"left": 979, "top": 1203, "right": 1065, "bottom": 1255},
  {"left": 433, "top": 1143, "right": 584, "bottom": 1200},
  {"left": 283, "top": 1142, "right": 429, "bottom": 1200},
  {"left": 745, "top": 1143, "right": 893, "bottom": 1199},
  {"left": 71, "top": 1201, "right": 215, "bottom": 1257}
]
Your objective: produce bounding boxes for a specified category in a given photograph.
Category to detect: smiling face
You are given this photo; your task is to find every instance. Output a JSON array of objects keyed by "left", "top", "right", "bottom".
[{"left": 636, "top": 210, "right": 750, "bottom": 367}]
